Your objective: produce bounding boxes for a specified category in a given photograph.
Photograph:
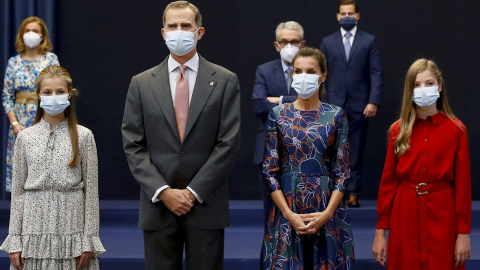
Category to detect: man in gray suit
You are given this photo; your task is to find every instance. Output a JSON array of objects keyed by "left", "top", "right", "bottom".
[{"left": 121, "top": 1, "right": 240, "bottom": 269}]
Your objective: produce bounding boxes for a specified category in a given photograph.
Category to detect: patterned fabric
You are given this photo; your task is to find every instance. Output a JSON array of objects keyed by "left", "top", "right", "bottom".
[
  {"left": 261, "top": 103, "right": 354, "bottom": 270},
  {"left": 175, "top": 64, "right": 189, "bottom": 142},
  {"left": 0, "top": 119, "right": 105, "bottom": 269},
  {"left": 2, "top": 52, "right": 60, "bottom": 191}
]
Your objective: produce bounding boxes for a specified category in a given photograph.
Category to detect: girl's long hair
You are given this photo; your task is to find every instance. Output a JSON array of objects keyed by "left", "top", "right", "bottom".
[
  {"left": 393, "top": 58, "right": 457, "bottom": 158},
  {"left": 34, "top": 66, "right": 80, "bottom": 168}
]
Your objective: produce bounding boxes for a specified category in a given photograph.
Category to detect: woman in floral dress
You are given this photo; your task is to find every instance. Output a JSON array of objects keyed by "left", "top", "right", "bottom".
[
  {"left": 2, "top": 16, "right": 59, "bottom": 192},
  {"left": 0, "top": 66, "right": 105, "bottom": 269},
  {"left": 261, "top": 47, "right": 354, "bottom": 270}
]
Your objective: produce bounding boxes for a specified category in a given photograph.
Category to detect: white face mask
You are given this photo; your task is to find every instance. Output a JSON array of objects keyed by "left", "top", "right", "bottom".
[
  {"left": 40, "top": 94, "right": 70, "bottom": 116},
  {"left": 23, "top": 32, "right": 42, "bottom": 48},
  {"left": 412, "top": 86, "right": 440, "bottom": 108},
  {"left": 165, "top": 29, "right": 198, "bottom": 56},
  {"left": 279, "top": 44, "right": 299, "bottom": 63},
  {"left": 291, "top": 73, "right": 321, "bottom": 99}
]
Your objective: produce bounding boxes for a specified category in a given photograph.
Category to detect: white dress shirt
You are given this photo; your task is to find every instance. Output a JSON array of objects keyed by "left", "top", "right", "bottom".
[
  {"left": 340, "top": 26, "right": 357, "bottom": 46},
  {"left": 151, "top": 53, "right": 203, "bottom": 204}
]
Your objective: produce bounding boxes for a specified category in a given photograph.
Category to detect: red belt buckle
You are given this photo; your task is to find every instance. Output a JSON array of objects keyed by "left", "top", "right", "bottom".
[{"left": 416, "top": 183, "right": 428, "bottom": 195}]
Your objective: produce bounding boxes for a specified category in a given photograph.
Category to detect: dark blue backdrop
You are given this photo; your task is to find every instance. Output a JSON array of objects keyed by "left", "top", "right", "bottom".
[{"left": 1, "top": 1, "right": 480, "bottom": 200}]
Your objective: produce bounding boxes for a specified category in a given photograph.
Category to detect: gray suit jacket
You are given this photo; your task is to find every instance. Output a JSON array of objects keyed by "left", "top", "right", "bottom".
[{"left": 121, "top": 55, "right": 241, "bottom": 231}]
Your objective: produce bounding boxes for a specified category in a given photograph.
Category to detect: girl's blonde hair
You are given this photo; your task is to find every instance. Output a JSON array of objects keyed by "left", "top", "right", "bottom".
[
  {"left": 33, "top": 66, "right": 80, "bottom": 168},
  {"left": 393, "top": 58, "right": 457, "bottom": 157}
]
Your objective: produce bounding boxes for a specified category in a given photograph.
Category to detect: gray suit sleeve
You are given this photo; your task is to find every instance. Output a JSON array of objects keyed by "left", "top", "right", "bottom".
[
  {"left": 188, "top": 72, "right": 241, "bottom": 203},
  {"left": 121, "top": 76, "right": 169, "bottom": 200}
]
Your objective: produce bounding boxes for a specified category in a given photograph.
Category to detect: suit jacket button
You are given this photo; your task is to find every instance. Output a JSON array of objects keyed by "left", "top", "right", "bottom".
[{"left": 180, "top": 152, "right": 184, "bottom": 157}]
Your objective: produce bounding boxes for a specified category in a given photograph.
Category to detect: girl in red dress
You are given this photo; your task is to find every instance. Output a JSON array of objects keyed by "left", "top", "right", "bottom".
[{"left": 372, "top": 59, "right": 471, "bottom": 269}]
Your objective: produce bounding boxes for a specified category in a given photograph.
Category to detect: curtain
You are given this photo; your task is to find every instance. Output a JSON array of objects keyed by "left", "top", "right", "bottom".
[{"left": 1, "top": 0, "right": 58, "bottom": 200}]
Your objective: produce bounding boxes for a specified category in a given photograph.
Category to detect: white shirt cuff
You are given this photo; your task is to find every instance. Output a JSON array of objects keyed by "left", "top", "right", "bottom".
[
  {"left": 187, "top": 186, "right": 203, "bottom": 203},
  {"left": 151, "top": 185, "right": 170, "bottom": 203},
  {"left": 279, "top": 96, "right": 284, "bottom": 105}
]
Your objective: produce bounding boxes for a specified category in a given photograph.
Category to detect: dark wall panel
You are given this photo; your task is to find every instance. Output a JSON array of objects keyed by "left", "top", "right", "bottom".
[{"left": 56, "top": 1, "right": 480, "bottom": 200}]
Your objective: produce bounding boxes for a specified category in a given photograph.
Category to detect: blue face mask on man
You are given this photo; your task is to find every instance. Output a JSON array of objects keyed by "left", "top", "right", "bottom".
[
  {"left": 339, "top": 16, "right": 357, "bottom": 31},
  {"left": 165, "top": 29, "right": 199, "bottom": 56}
]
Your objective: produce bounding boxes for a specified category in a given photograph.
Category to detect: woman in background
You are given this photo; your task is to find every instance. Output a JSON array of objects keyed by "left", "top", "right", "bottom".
[
  {"left": 2, "top": 16, "right": 59, "bottom": 192},
  {"left": 0, "top": 66, "right": 105, "bottom": 269},
  {"left": 261, "top": 47, "right": 354, "bottom": 270},
  {"left": 373, "top": 59, "right": 471, "bottom": 269}
]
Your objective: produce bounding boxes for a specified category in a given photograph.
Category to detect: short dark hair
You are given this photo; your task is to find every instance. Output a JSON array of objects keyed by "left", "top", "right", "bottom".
[
  {"left": 339, "top": 0, "right": 358, "bottom": 13},
  {"left": 163, "top": 1, "right": 202, "bottom": 28}
]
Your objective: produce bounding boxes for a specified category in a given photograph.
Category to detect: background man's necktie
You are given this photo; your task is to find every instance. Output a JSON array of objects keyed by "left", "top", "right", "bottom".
[
  {"left": 175, "top": 64, "right": 189, "bottom": 143},
  {"left": 286, "top": 68, "right": 293, "bottom": 94},
  {"left": 345, "top": 31, "right": 352, "bottom": 60}
]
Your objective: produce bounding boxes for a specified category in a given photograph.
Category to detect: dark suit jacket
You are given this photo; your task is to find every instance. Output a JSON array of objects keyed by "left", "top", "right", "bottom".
[
  {"left": 122, "top": 55, "right": 240, "bottom": 231},
  {"left": 320, "top": 29, "right": 382, "bottom": 112},
  {"left": 252, "top": 58, "right": 297, "bottom": 164}
]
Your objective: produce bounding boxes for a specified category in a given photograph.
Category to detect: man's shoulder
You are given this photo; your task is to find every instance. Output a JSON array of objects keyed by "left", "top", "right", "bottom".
[
  {"left": 258, "top": 59, "right": 280, "bottom": 69},
  {"left": 134, "top": 66, "right": 158, "bottom": 78},
  {"left": 255, "top": 59, "right": 281, "bottom": 75},
  {"left": 323, "top": 30, "right": 341, "bottom": 41},
  {"left": 199, "top": 56, "right": 237, "bottom": 77},
  {"left": 132, "top": 57, "right": 168, "bottom": 80},
  {"left": 356, "top": 30, "right": 377, "bottom": 42}
]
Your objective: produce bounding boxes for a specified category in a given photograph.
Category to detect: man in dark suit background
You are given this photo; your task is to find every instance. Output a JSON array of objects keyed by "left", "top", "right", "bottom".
[
  {"left": 320, "top": 0, "right": 382, "bottom": 207},
  {"left": 252, "top": 21, "right": 306, "bottom": 165},
  {"left": 121, "top": 1, "right": 240, "bottom": 269}
]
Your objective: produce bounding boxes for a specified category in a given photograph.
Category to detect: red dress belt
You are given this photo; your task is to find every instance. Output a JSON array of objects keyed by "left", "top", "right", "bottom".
[{"left": 399, "top": 180, "right": 453, "bottom": 195}]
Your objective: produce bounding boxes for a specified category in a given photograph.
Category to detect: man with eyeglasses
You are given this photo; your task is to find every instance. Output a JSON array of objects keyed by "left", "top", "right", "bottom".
[
  {"left": 252, "top": 21, "right": 306, "bottom": 165},
  {"left": 320, "top": 0, "right": 383, "bottom": 207}
]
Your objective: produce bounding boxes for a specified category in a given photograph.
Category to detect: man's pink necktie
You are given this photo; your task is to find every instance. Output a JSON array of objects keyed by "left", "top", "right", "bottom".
[{"left": 174, "top": 64, "right": 189, "bottom": 143}]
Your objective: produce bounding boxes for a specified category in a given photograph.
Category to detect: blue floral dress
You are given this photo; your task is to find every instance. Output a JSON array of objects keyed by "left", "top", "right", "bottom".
[
  {"left": 261, "top": 103, "right": 355, "bottom": 270},
  {"left": 2, "top": 52, "right": 59, "bottom": 191}
]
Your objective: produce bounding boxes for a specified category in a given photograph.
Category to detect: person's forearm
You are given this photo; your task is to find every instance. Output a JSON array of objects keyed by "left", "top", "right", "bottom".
[
  {"left": 271, "top": 190, "right": 292, "bottom": 217},
  {"left": 324, "top": 190, "right": 344, "bottom": 216},
  {"left": 7, "top": 110, "right": 17, "bottom": 124}
]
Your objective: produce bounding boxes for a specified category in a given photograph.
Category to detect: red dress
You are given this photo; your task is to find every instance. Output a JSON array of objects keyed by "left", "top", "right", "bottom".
[{"left": 377, "top": 112, "right": 471, "bottom": 270}]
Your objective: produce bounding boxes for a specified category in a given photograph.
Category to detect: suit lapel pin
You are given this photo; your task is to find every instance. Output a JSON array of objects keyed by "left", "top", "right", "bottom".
[{"left": 210, "top": 82, "right": 214, "bottom": 86}]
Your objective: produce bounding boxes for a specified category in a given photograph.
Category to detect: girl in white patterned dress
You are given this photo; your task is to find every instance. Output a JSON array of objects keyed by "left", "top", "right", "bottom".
[{"left": 0, "top": 66, "right": 105, "bottom": 269}]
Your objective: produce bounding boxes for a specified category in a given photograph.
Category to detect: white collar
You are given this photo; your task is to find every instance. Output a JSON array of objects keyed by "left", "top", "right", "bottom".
[{"left": 168, "top": 53, "right": 199, "bottom": 73}]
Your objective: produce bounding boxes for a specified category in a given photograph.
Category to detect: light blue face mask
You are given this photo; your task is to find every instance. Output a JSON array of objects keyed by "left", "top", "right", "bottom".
[
  {"left": 291, "top": 73, "right": 321, "bottom": 99},
  {"left": 412, "top": 86, "right": 440, "bottom": 108},
  {"left": 165, "top": 29, "right": 199, "bottom": 56},
  {"left": 40, "top": 94, "right": 70, "bottom": 116}
]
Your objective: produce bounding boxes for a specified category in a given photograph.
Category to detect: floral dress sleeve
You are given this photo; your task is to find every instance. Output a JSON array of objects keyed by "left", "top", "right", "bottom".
[
  {"left": 332, "top": 108, "right": 350, "bottom": 194},
  {"left": 262, "top": 106, "right": 284, "bottom": 194},
  {"left": 0, "top": 131, "right": 28, "bottom": 252},
  {"left": 2, "top": 57, "right": 17, "bottom": 114},
  {"left": 80, "top": 130, "right": 105, "bottom": 255},
  {"left": 48, "top": 52, "right": 60, "bottom": 66}
]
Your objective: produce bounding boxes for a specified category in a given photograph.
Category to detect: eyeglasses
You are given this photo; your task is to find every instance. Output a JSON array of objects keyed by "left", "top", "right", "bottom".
[
  {"left": 338, "top": 12, "right": 357, "bottom": 18},
  {"left": 276, "top": 39, "right": 302, "bottom": 48}
]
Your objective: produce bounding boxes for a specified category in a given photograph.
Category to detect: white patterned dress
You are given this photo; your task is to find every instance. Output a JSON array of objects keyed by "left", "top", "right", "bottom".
[
  {"left": 2, "top": 52, "right": 60, "bottom": 191},
  {"left": 0, "top": 119, "right": 105, "bottom": 269}
]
